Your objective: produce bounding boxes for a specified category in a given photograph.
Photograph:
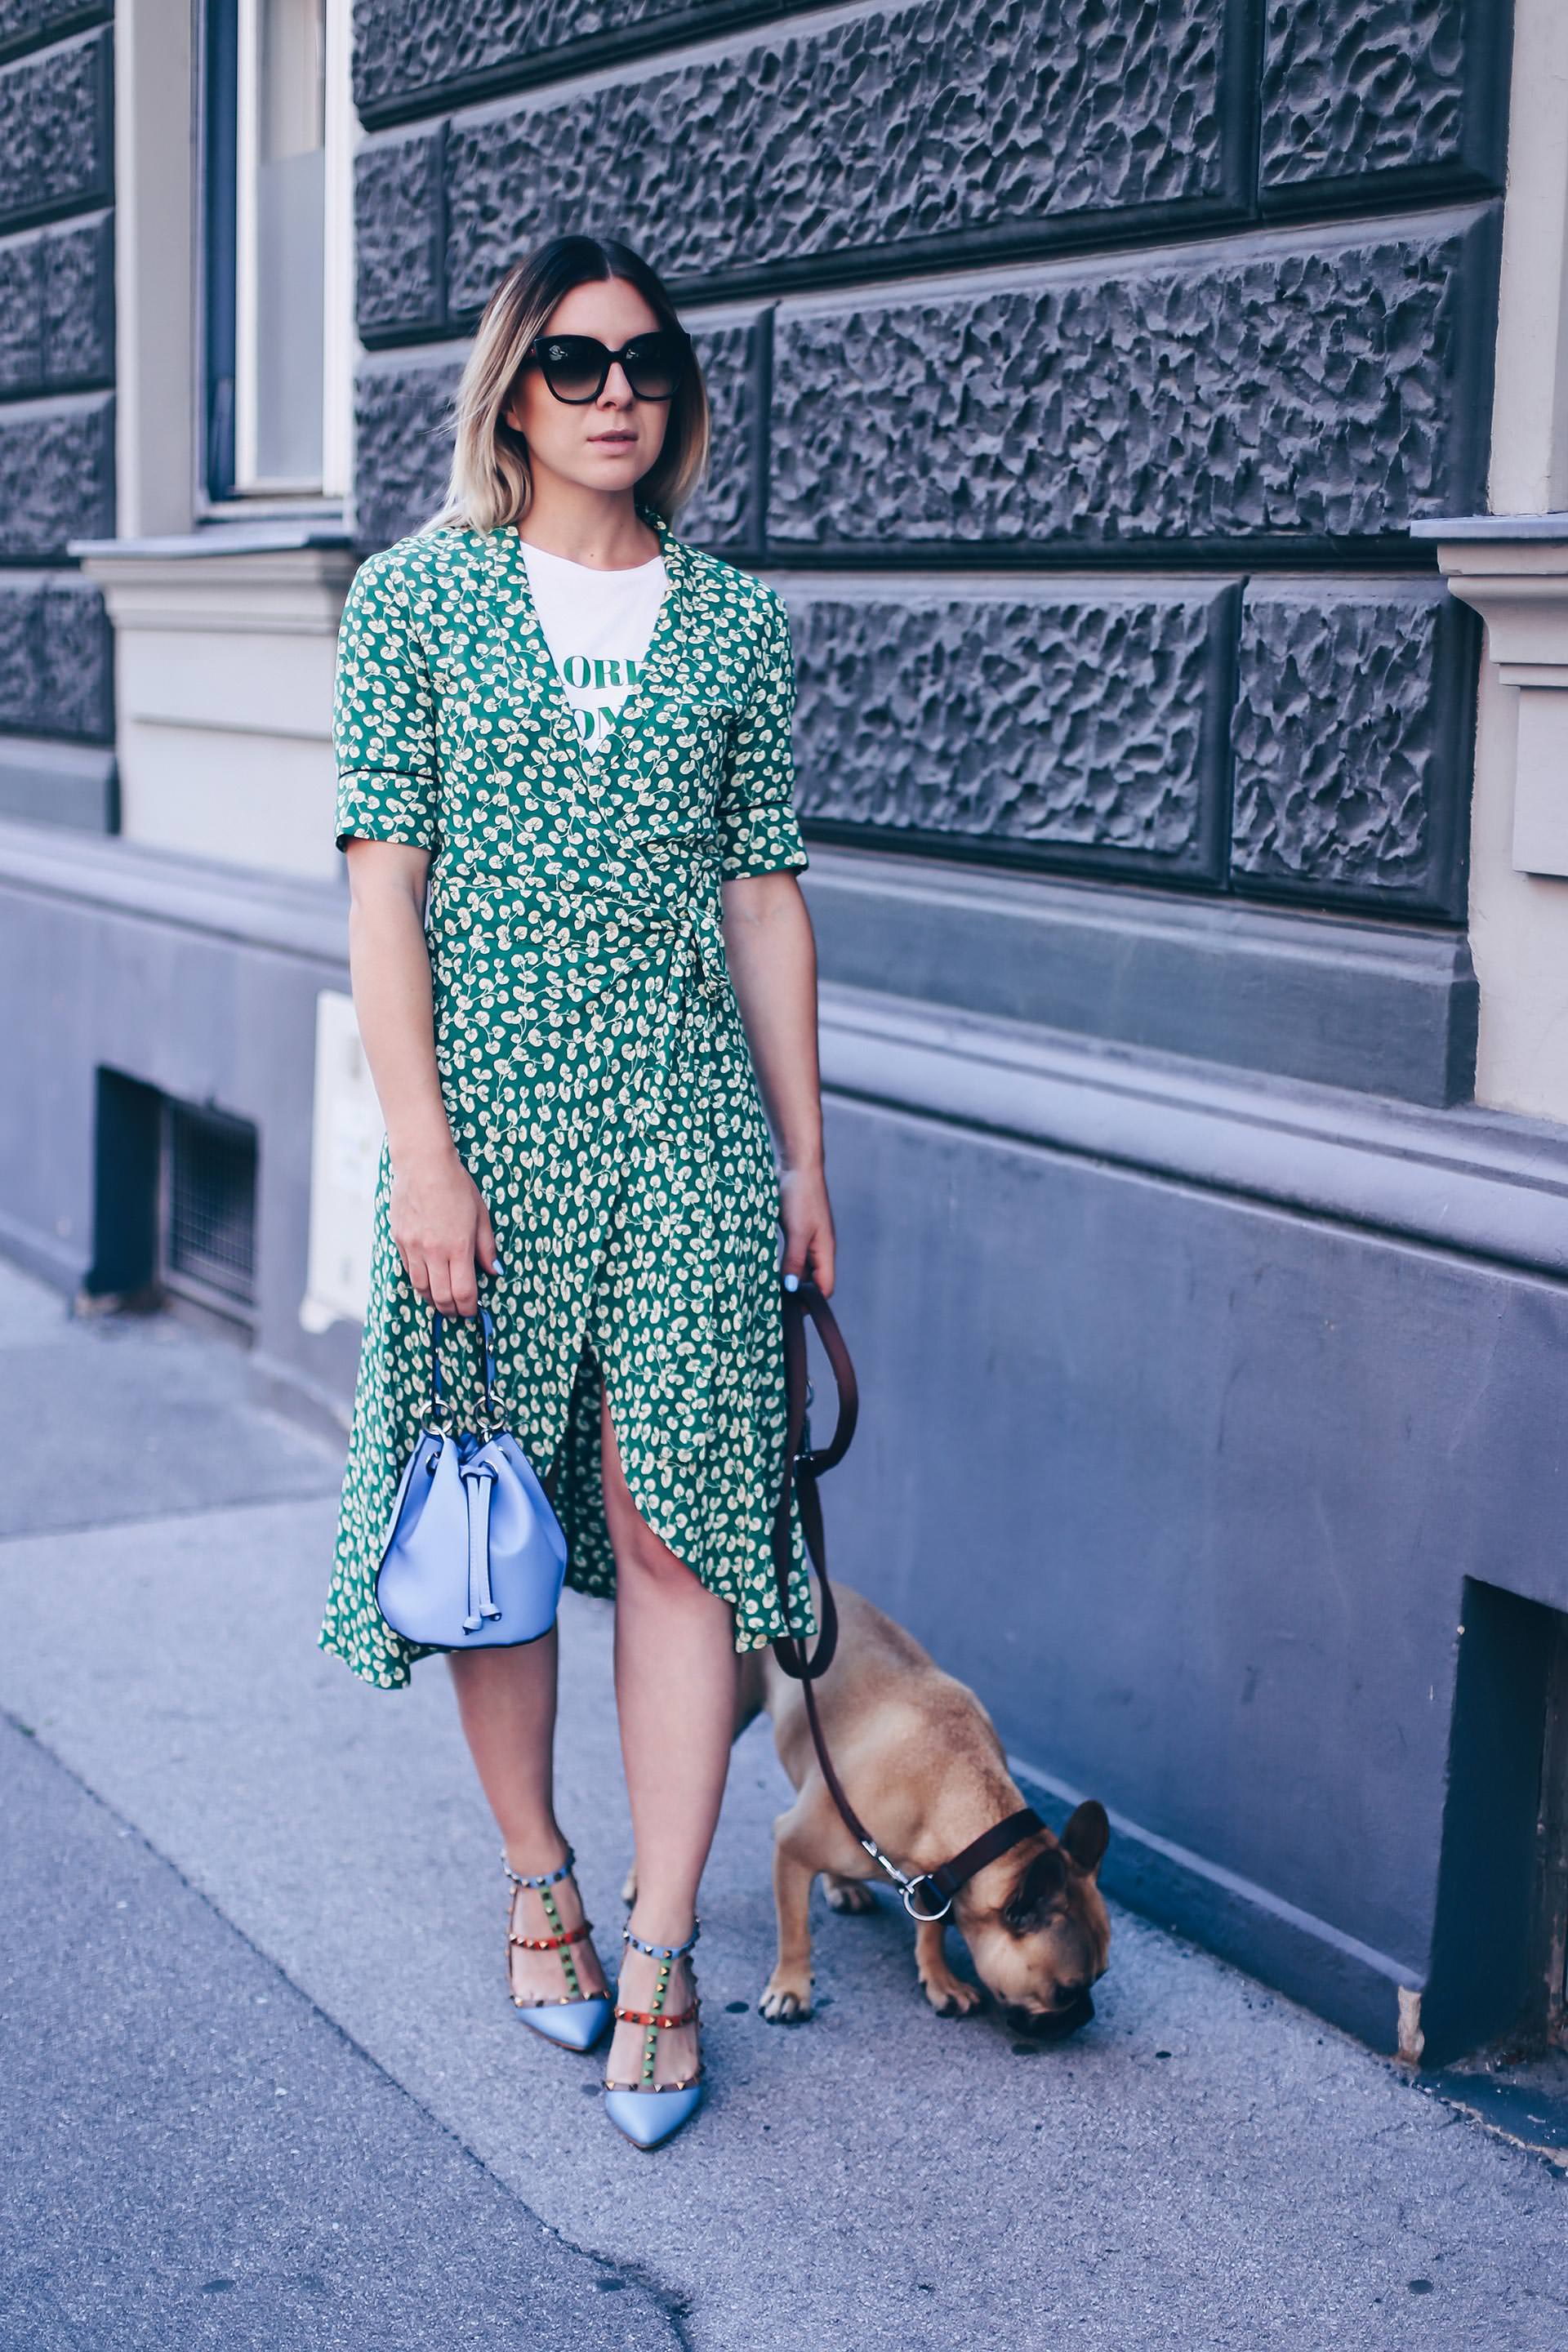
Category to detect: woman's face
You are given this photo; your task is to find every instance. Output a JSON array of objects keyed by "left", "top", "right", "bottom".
[{"left": 505, "top": 278, "right": 672, "bottom": 501}]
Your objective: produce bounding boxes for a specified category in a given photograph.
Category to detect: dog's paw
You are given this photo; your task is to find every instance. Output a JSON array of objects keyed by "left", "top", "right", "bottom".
[
  {"left": 824, "top": 1873, "right": 877, "bottom": 1914},
  {"left": 920, "top": 1972, "right": 987, "bottom": 2019},
  {"left": 758, "top": 1973, "right": 814, "bottom": 2024}
]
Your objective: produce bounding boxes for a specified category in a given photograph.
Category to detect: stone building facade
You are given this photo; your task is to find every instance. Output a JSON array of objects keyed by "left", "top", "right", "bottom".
[{"left": 2, "top": 0, "right": 1568, "bottom": 2066}]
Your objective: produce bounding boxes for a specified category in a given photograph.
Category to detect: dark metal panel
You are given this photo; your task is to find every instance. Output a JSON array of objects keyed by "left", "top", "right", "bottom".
[
  {"left": 0, "top": 24, "right": 113, "bottom": 234},
  {"left": 1230, "top": 581, "right": 1477, "bottom": 919},
  {"left": 768, "top": 214, "right": 1499, "bottom": 560},
  {"left": 791, "top": 583, "right": 1236, "bottom": 884}
]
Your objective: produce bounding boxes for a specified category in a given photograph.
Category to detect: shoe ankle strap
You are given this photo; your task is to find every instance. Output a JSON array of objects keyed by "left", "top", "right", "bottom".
[
  {"left": 621, "top": 1916, "right": 700, "bottom": 1959},
  {"left": 502, "top": 1842, "right": 576, "bottom": 1891}
]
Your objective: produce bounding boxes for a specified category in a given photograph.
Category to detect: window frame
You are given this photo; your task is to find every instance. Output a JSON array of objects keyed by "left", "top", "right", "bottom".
[{"left": 199, "top": 0, "right": 354, "bottom": 514}]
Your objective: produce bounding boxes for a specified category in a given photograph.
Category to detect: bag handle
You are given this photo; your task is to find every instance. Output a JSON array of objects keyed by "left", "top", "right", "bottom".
[{"left": 429, "top": 1304, "right": 501, "bottom": 1435}]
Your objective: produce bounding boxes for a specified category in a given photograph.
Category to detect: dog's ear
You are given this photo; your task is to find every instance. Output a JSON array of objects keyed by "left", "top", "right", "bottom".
[
  {"left": 1059, "top": 1799, "right": 1110, "bottom": 1879},
  {"left": 1003, "top": 1842, "right": 1067, "bottom": 1932}
]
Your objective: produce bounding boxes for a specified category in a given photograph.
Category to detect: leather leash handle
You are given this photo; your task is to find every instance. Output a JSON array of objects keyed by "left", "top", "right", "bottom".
[
  {"left": 769, "top": 1276, "right": 857, "bottom": 1686},
  {"left": 765, "top": 1274, "right": 1049, "bottom": 1915}
]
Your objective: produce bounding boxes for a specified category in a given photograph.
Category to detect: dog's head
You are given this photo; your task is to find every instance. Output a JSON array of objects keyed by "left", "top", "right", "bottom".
[{"left": 960, "top": 1800, "right": 1111, "bottom": 2031}]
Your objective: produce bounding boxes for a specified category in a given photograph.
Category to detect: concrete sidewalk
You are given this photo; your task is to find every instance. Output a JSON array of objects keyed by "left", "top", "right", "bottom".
[{"left": 2, "top": 1257, "right": 1566, "bottom": 2350}]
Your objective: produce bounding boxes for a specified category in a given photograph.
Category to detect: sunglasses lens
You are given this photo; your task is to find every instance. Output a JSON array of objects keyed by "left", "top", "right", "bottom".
[
  {"left": 537, "top": 338, "right": 606, "bottom": 400},
  {"left": 622, "top": 333, "right": 684, "bottom": 399}
]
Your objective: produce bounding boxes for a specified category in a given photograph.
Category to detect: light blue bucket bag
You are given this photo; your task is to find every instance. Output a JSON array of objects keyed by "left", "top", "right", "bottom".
[{"left": 374, "top": 1305, "right": 568, "bottom": 1650}]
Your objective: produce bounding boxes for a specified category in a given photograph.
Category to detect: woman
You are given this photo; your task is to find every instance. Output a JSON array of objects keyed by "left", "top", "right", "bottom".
[{"left": 319, "top": 234, "right": 835, "bottom": 2153}]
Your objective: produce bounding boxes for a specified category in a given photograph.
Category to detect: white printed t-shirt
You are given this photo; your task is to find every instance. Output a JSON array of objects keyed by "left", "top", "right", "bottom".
[{"left": 517, "top": 536, "right": 668, "bottom": 760}]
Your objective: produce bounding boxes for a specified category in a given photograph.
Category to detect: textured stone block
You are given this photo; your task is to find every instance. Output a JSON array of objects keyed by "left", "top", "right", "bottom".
[
  {"left": 42, "top": 208, "right": 113, "bottom": 384},
  {"left": 39, "top": 575, "right": 111, "bottom": 737},
  {"left": 663, "top": 318, "right": 760, "bottom": 555},
  {"left": 352, "top": 0, "right": 685, "bottom": 120},
  {"left": 355, "top": 127, "right": 445, "bottom": 342},
  {"left": 443, "top": 0, "right": 1239, "bottom": 319},
  {"left": 0, "top": 0, "right": 111, "bottom": 58},
  {"left": 0, "top": 231, "right": 42, "bottom": 390},
  {"left": 1230, "top": 584, "right": 1472, "bottom": 915},
  {"left": 0, "top": 572, "right": 111, "bottom": 740},
  {"left": 790, "top": 586, "right": 1233, "bottom": 876},
  {"left": 0, "top": 212, "right": 114, "bottom": 394},
  {"left": 0, "top": 577, "right": 35, "bottom": 722},
  {"left": 1260, "top": 0, "right": 1504, "bottom": 203},
  {"left": 0, "top": 392, "right": 114, "bottom": 557},
  {"left": 0, "top": 27, "right": 113, "bottom": 231},
  {"left": 354, "top": 359, "right": 461, "bottom": 548},
  {"left": 770, "top": 220, "right": 1494, "bottom": 551}
]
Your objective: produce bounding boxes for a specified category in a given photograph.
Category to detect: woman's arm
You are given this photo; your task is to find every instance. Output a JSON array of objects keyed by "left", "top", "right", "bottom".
[
  {"left": 344, "top": 836, "right": 500, "bottom": 1316},
  {"left": 722, "top": 868, "right": 836, "bottom": 1296}
]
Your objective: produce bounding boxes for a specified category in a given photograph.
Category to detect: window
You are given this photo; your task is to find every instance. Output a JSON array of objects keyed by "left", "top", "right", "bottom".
[{"left": 203, "top": 0, "right": 351, "bottom": 504}]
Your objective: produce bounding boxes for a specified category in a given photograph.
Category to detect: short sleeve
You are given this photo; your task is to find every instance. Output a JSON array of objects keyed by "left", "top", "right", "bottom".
[
  {"left": 716, "top": 589, "right": 809, "bottom": 882},
  {"left": 332, "top": 550, "right": 439, "bottom": 855}
]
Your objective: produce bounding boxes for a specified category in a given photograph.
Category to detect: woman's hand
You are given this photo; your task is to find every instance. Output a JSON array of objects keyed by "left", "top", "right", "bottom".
[
  {"left": 390, "top": 1143, "right": 501, "bottom": 1316},
  {"left": 779, "top": 1160, "right": 836, "bottom": 1297}
]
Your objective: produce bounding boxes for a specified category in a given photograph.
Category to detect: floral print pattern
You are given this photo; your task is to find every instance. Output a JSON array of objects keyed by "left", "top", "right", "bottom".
[{"left": 320, "top": 503, "right": 815, "bottom": 1690}]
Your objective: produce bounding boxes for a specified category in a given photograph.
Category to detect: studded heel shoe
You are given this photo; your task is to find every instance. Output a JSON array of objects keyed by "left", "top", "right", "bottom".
[
  {"left": 602, "top": 1918, "right": 705, "bottom": 2150},
  {"left": 503, "top": 1844, "right": 612, "bottom": 2054}
]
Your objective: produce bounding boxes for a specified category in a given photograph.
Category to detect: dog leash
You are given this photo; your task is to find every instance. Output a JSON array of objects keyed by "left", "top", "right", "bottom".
[{"left": 768, "top": 1276, "right": 1045, "bottom": 1922}]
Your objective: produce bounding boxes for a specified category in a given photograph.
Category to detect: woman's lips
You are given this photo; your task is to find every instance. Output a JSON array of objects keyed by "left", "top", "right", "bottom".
[{"left": 590, "top": 433, "right": 635, "bottom": 446}]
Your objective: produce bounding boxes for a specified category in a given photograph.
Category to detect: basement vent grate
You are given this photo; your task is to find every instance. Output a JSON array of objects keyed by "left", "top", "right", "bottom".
[{"left": 163, "top": 1101, "right": 258, "bottom": 1308}]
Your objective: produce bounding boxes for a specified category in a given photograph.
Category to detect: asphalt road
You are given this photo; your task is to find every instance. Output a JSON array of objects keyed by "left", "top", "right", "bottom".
[{"left": 2, "top": 1258, "right": 1566, "bottom": 2351}]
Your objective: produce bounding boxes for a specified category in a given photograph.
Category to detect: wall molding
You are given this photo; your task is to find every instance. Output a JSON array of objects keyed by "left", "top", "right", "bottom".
[
  {"left": 817, "top": 981, "right": 1568, "bottom": 1282},
  {"left": 804, "top": 847, "right": 1477, "bottom": 1107},
  {"left": 2, "top": 824, "right": 1565, "bottom": 1284}
]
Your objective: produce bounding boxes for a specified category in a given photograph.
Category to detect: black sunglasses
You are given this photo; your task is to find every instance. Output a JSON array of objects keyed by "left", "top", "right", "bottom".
[{"left": 523, "top": 329, "right": 690, "bottom": 404}]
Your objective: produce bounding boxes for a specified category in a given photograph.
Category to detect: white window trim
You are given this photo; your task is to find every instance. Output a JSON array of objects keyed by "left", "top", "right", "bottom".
[{"left": 233, "top": 0, "right": 354, "bottom": 501}]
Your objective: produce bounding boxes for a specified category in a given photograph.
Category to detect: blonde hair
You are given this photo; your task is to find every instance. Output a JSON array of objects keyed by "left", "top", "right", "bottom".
[{"left": 428, "top": 234, "right": 710, "bottom": 533}]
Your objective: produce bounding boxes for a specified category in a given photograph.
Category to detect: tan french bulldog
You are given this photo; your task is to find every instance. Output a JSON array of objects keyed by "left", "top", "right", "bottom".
[{"left": 625, "top": 1574, "right": 1111, "bottom": 2033}]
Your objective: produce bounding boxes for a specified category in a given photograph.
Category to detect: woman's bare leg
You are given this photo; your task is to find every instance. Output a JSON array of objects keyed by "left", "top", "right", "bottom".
[
  {"left": 448, "top": 1633, "right": 608, "bottom": 2004},
  {"left": 600, "top": 1383, "right": 738, "bottom": 2087}
]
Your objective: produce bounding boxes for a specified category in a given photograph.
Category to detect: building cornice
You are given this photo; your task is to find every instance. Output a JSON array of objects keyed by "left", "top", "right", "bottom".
[{"left": 1417, "top": 514, "right": 1568, "bottom": 879}]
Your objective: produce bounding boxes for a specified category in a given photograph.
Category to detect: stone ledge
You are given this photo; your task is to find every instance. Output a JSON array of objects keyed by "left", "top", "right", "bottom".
[
  {"left": 816, "top": 980, "right": 1568, "bottom": 1282},
  {"left": 1, "top": 825, "right": 1561, "bottom": 1278},
  {"left": 73, "top": 531, "right": 359, "bottom": 637},
  {"left": 0, "top": 733, "right": 114, "bottom": 830},
  {"left": 0, "top": 820, "right": 347, "bottom": 955},
  {"left": 804, "top": 847, "right": 1477, "bottom": 1106}
]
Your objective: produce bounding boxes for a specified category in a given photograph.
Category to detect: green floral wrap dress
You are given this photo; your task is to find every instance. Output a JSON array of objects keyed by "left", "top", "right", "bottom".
[{"left": 320, "top": 504, "right": 815, "bottom": 1690}]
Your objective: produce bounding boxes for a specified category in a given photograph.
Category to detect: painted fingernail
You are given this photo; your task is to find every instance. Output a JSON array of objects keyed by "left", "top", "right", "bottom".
[
  {"left": 492, "top": 1255, "right": 506, "bottom": 1272},
  {"left": 782, "top": 1272, "right": 800, "bottom": 1291}
]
